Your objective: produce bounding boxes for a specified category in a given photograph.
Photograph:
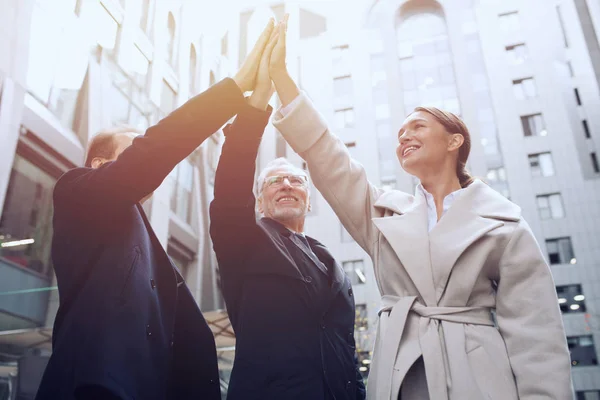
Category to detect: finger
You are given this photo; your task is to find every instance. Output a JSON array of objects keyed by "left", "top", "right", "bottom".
[
  {"left": 274, "top": 21, "right": 286, "bottom": 52},
  {"left": 265, "top": 30, "right": 280, "bottom": 54},
  {"left": 250, "top": 18, "right": 275, "bottom": 55}
]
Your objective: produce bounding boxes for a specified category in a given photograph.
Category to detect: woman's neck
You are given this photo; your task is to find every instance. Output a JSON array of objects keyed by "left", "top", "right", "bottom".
[{"left": 421, "top": 171, "right": 462, "bottom": 221}]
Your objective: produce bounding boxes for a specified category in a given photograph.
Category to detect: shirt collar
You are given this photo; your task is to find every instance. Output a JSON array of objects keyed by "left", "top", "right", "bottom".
[{"left": 416, "top": 183, "right": 465, "bottom": 212}]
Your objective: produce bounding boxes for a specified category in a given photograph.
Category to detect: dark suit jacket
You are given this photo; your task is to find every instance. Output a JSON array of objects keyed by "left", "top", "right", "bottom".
[
  {"left": 209, "top": 106, "right": 366, "bottom": 400},
  {"left": 35, "top": 78, "right": 247, "bottom": 400}
]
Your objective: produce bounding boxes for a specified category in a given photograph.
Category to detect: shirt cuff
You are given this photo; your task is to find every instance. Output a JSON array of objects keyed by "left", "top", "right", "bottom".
[{"left": 279, "top": 94, "right": 303, "bottom": 117}]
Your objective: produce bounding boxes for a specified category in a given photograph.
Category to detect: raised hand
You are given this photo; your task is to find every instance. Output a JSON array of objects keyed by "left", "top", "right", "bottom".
[
  {"left": 269, "top": 14, "right": 300, "bottom": 108},
  {"left": 269, "top": 14, "right": 288, "bottom": 80},
  {"left": 249, "top": 24, "right": 280, "bottom": 110},
  {"left": 234, "top": 18, "right": 275, "bottom": 92}
]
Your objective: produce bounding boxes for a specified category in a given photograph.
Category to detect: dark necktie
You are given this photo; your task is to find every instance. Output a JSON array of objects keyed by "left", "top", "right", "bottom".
[{"left": 295, "top": 233, "right": 312, "bottom": 252}]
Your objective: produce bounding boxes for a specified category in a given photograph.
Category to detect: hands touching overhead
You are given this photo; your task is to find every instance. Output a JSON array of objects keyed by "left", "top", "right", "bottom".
[{"left": 233, "top": 14, "right": 300, "bottom": 111}]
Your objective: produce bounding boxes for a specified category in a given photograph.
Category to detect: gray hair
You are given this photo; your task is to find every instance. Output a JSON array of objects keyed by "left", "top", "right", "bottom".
[{"left": 255, "top": 157, "right": 309, "bottom": 197}]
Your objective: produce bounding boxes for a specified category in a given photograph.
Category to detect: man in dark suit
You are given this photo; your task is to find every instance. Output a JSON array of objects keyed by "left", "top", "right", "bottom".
[
  {"left": 209, "top": 17, "right": 366, "bottom": 400},
  {"left": 35, "top": 19, "right": 277, "bottom": 400}
]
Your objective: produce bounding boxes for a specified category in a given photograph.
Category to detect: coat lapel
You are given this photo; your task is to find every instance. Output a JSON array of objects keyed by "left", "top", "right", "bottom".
[
  {"left": 311, "top": 240, "right": 346, "bottom": 298},
  {"left": 371, "top": 180, "right": 521, "bottom": 305},
  {"left": 427, "top": 180, "right": 520, "bottom": 303},
  {"left": 257, "top": 218, "right": 307, "bottom": 282},
  {"left": 372, "top": 191, "right": 437, "bottom": 305},
  {"left": 290, "top": 234, "right": 329, "bottom": 276}
]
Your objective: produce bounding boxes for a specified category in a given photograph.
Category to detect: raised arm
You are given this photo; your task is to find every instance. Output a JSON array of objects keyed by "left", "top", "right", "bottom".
[
  {"left": 210, "top": 23, "right": 278, "bottom": 268},
  {"left": 495, "top": 219, "right": 573, "bottom": 398},
  {"left": 55, "top": 19, "right": 277, "bottom": 210},
  {"left": 209, "top": 103, "right": 272, "bottom": 265},
  {"left": 268, "top": 19, "right": 383, "bottom": 254}
]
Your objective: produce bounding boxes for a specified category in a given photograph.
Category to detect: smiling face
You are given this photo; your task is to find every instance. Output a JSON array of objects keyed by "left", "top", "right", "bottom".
[
  {"left": 257, "top": 166, "right": 311, "bottom": 223},
  {"left": 396, "top": 110, "right": 465, "bottom": 181}
]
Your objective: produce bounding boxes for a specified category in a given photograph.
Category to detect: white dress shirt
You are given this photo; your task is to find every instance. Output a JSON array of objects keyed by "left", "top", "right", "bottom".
[{"left": 417, "top": 184, "right": 464, "bottom": 232}]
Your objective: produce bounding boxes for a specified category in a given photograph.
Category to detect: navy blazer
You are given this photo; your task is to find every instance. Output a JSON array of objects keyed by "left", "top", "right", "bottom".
[
  {"left": 209, "top": 107, "right": 366, "bottom": 400},
  {"left": 35, "top": 79, "right": 247, "bottom": 400}
]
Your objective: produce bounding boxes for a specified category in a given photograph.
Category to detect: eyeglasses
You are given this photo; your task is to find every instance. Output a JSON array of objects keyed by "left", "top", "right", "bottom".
[{"left": 264, "top": 175, "right": 308, "bottom": 188}]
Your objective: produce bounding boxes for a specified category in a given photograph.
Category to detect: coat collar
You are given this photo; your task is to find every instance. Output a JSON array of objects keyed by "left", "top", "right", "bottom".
[
  {"left": 372, "top": 180, "right": 521, "bottom": 305},
  {"left": 374, "top": 179, "right": 521, "bottom": 221}
]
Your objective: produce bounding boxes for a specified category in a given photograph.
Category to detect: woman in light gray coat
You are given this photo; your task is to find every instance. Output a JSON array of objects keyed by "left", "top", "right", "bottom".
[{"left": 267, "top": 18, "right": 573, "bottom": 400}]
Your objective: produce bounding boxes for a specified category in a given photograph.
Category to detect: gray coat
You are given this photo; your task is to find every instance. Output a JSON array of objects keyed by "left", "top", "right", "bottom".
[{"left": 273, "top": 93, "right": 573, "bottom": 400}]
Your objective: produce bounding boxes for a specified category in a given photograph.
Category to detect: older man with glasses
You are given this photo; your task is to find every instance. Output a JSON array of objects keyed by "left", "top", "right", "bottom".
[{"left": 209, "top": 22, "right": 365, "bottom": 397}]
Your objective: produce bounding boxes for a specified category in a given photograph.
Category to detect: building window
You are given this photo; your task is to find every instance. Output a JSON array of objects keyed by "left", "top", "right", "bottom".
[
  {"left": 583, "top": 120, "right": 591, "bottom": 139},
  {"left": 166, "top": 12, "right": 176, "bottom": 66},
  {"left": 568, "top": 335, "right": 598, "bottom": 366},
  {"left": 221, "top": 32, "right": 228, "bottom": 57},
  {"left": 371, "top": 54, "right": 387, "bottom": 88},
  {"left": 557, "top": 284, "right": 586, "bottom": 313},
  {"left": 373, "top": 87, "right": 390, "bottom": 120},
  {"left": 536, "top": 193, "right": 565, "bottom": 220},
  {"left": 575, "top": 88, "right": 582, "bottom": 106},
  {"left": 189, "top": 44, "right": 197, "bottom": 96},
  {"left": 521, "top": 114, "right": 546, "bottom": 137},
  {"left": 592, "top": 153, "right": 600, "bottom": 173},
  {"left": 333, "top": 76, "right": 353, "bottom": 109},
  {"left": 528, "top": 152, "right": 555, "bottom": 177},
  {"left": 486, "top": 167, "right": 507, "bottom": 182},
  {"left": 161, "top": 79, "right": 177, "bottom": 113},
  {"left": 513, "top": 78, "right": 537, "bottom": 100},
  {"left": 167, "top": 239, "right": 194, "bottom": 282},
  {"left": 498, "top": 11, "right": 520, "bottom": 32},
  {"left": 546, "top": 237, "right": 575, "bottom": 265},
  {"left": 79, "top": 1, "right": 120, "bottom": 50},
  {"left": 139, "top": 0, "right": 151, "bottom": 32},
  {"left": 376, "top": 121, "right": 396, "bottom": 181},
  {"left": 0, "top": 155, "right": 57, "bottom": 276},
  {"left": 577, "top": 391, "right": 600, "bottom": 400},
  {"left": 334, "top": 108, "right": 355, "bottom": 129},
  {"left": 332, "top": 45, "right": 351, "bottom": 77},
  {"left": 355, "top": 304, "right": 368, "bottom": 331},
  {"left": 556, "top": 6, "right": 569, "bottom": 48},
  {"left": 486, "top": 167, "right": 510, "bottom": 198},
  {"left": 567, "top": 61, "right": 575, "bottom": 77},
  {"left": 506, "top": 43, "right": 528, "bottom": 65},
  {"left": 169, "top": 159, "right": 194, "bottom": 225},
  {"left": 396, "top": 12, "right": 460, "bottom": 116},
  {"left": 343, "top": 260, "right": 366, "bottom": 285}
]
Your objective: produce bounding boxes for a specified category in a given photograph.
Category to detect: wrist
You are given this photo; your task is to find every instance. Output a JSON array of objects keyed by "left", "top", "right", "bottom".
[
  {"left": 233, "top": 74, "right": 247, "bottom": 93},
  {"left": 271, "top": 69, "right": 290, "bottom": 84},
  {"left": 248, "top": 91, "right": 272, "bottom": 110}
]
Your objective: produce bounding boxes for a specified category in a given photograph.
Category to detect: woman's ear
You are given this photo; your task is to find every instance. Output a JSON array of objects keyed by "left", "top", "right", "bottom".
[{"left": 448, "top": 133, "right": 464, "bottom": 152}]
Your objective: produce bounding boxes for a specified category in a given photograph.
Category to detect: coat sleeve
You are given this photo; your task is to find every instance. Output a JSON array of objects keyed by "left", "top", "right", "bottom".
[
  {"left": 209, "top": 103, "right": 272, "bottom": 269},
  {"left": 495, "top": 219, "right": 573, "bottom": 399},
  {"left": 272, "top": 93, "right": 384, "bottom": 255},
  {"left": 54, "top": 78, "right": 246, "bottom": 211}
]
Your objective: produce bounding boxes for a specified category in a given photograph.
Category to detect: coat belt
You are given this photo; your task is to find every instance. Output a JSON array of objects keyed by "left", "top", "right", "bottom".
[{"left": 372, "top": 295, "right": 494, "bottom": 400}]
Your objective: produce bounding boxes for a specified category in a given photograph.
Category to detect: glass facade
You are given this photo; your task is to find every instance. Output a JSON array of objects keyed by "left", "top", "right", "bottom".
[{"left": 0, "top": 155, "right": 57, "bottom": 331}]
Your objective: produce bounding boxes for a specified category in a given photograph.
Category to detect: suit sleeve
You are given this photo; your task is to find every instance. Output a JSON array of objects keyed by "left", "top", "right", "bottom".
[
  {"left": 54, "top": 78, "right": 246, "bottom": 210},
  {"left": 209, "top": 103, "right": 272, "bottom": 269},
  {"left": 272, "top": 93, "right": 384, "bottom": 255},
  {"left": 495, "top": 219, "right": 573, "bottom": 399}
]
